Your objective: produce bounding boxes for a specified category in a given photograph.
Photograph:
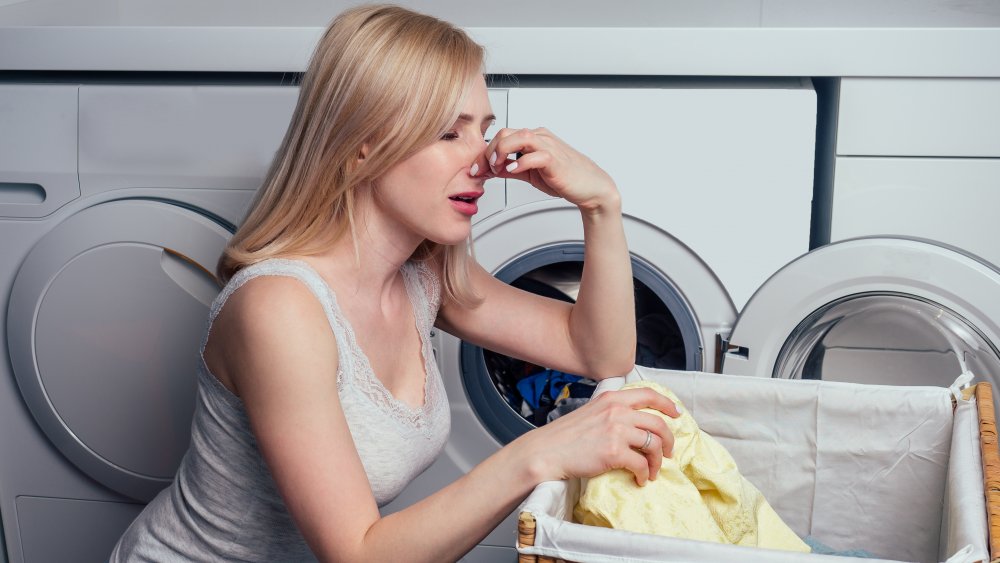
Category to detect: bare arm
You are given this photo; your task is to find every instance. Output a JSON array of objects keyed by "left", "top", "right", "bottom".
[
  {"left": 439, "top": 127, "right": 636, "bottom": 379},
  {"left": 572, "top": 194, "right": 635, "bottom": 376}
]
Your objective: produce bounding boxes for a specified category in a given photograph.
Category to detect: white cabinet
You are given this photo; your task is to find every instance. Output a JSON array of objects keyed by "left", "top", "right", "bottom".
[
  {"left": 837, "top": 78, "right": 1000, "bottom": 157},
  {"left": 505, "top": 80, "right": 817, "bottom": 310},
  {"left": 831, "top": 78, "right": 1000, "bottom": 265}
]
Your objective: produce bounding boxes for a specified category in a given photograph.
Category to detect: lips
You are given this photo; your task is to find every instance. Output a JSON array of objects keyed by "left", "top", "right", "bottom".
[
  {"left": 449, "top": 190, "right": 483, "bottom": 201},
  {"left": 448, "top": 191, "right": 483, "bottom": 216}
]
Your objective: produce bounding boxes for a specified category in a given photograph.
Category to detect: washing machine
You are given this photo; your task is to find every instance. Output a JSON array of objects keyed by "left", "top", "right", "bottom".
[
  {"left": 381, "top": 78, "right": 819, "bottom": 562},
  {"left": 0, "top": 83, "right": 297, "bottom": 562},
  {"left": 720, "top": 78, "right": 1000, "bottom": 392}
]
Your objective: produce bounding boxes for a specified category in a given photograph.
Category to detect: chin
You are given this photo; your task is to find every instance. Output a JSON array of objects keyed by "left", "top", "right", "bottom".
[
  {"left": 426, "top": 226, "right": 472, "bottom": 247},
  {"left": 430, "top": 234, "right": 471, "bottom": 247}
]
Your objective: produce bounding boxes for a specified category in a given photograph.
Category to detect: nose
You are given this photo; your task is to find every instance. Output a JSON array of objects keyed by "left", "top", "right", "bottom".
[{"left": 469, "top": 137, "right": 492, "bottom": 178}]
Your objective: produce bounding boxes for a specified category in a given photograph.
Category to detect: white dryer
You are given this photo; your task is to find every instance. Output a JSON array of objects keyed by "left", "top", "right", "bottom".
[
  {"left": 0, "top": 83, "right": 296, "bottom": 563},
  {"left": 382, "top": 78, "right": 819, "bottom": 562}
]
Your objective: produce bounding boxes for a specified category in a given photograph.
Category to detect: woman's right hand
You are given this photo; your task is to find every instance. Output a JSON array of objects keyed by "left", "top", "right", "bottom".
[
  {"left": 485, "top": 127, "right": 619, "bottom": 214},
  {"left": 514, "top": 386, "right": 680, "bottom": 487}
]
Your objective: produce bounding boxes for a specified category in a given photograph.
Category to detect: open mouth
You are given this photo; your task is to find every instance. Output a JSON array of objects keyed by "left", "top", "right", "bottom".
[{"left": 448, "top": 193, "right": 481, "bottom": 216}]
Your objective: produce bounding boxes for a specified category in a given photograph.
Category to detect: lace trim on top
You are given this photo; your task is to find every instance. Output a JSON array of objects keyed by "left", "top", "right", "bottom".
[
  {"left": 202, "top": 258, "right": 443, "bottom": 433},
  {"left": 342, "top": 259, "right": 441, "bottom": 431}
]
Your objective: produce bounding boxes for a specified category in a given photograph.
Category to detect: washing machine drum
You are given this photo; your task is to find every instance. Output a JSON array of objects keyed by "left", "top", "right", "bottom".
[
  {"left": 458, "top": 203, "right": 736, "bottom": 445},
  {"left": 7, "top": 199, "right": 231, "bottom": 502}
]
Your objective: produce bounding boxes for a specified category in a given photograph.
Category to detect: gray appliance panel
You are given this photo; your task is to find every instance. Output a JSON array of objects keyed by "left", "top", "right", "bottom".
[
  {"left": 15, "top": 496, "right": 143, "bottom": 563},
  {"left": 79, "top": 85, "right": 298, "bottom": 194},
  {"left": 7, "top": 199, "right": 230, "bottom": 502},
  {"left": 0, "top": 85, "right": 80, "bottom": 218}
]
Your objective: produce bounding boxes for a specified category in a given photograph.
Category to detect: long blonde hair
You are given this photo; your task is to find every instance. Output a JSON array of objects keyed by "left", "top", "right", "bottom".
[{"left": 219, "top": 4, "right": 484, "bottom": 306}]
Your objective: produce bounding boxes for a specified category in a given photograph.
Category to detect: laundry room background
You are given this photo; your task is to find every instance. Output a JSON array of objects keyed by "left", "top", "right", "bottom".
[{"left": 1, "top": 1, "right": 999, "bottom": 562}]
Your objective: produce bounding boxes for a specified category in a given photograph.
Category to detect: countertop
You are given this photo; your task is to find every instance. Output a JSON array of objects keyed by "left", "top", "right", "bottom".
[{"left": 1, "top": 0, "right": 999, "bottom": 76}]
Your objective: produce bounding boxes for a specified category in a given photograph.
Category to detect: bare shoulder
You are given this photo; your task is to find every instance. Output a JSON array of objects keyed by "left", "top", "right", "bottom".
[
  {"left": 222, "top": 275, "right": 328, "bottom": 333},
  {"left": 205, "top": 274, "right": 338, "bottom": 396},
  {"left": 219, "top": 276, "right": 328, "bottom": 337}
]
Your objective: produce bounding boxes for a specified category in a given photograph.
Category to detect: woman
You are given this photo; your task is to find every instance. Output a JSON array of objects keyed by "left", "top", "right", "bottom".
[{"left": 111, "top": 5, "right": 678, "bottom": 562}]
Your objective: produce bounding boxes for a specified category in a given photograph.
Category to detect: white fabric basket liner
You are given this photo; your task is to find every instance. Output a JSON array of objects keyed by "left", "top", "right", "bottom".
[{"left": 517, "top": 367, "right": 989, "bottom": 563}]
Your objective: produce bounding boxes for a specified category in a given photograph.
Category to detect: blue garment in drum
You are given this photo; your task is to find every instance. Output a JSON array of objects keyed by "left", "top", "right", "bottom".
[{"left": 516, "top": 370, "right": 583, "bottom": 410}]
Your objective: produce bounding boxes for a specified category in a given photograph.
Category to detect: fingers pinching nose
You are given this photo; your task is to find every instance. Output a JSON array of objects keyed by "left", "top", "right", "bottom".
[
  {"left": 470, "top": 163, "right": 479, "bottom": 177},
  {"left": 488, "top": 152, "right": 497, "bottom": 172}
]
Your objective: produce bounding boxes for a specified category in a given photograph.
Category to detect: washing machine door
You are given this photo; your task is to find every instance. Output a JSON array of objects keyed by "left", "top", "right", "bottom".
[
  {"left": 453, "top": 200, "right": 737, "bottom": 445},
  {"left": 722, "top": 237, "right": 1000, "bottom": 395},
  {"left": 6, "top": 198, "right": 231, "bottom": 502}
]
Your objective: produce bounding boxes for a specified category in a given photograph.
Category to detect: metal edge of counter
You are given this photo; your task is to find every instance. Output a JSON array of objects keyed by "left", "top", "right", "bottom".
[{"left": 0, "top": 27, "right": 999, "bottom": 76}]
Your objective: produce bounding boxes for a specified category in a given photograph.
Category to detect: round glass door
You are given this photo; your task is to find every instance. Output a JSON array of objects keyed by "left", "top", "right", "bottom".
[
  {"left": 773, "top": 292, "right": 1000, "bottom": 386},
  {"left": 723, "top": 237, "right": 1000, "bottom": 405}
]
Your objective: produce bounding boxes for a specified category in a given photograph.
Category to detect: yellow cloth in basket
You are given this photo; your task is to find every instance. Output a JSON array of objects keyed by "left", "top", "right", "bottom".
[{"left": 574, "top": 381, "right": 810, "bottom": 553}]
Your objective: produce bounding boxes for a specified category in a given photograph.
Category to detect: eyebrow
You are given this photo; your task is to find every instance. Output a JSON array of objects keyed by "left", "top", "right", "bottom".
[{"left": 457, "top": 113, "right": 496, "bottom": 125}]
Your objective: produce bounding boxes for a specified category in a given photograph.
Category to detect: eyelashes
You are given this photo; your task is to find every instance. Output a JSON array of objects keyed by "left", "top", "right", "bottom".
[{"left": 441, "top": 131, "right": 489, "bottom": 142}]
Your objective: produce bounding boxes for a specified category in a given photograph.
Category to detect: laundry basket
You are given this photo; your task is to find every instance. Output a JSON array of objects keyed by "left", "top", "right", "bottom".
[{"left": 516, "top": 367, "right": 999, "bottom": 563}]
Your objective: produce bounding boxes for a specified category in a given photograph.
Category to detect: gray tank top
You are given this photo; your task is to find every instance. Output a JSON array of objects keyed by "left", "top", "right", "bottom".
[{"left": 110, "top": 258, "right": 451, "bottom": 562}]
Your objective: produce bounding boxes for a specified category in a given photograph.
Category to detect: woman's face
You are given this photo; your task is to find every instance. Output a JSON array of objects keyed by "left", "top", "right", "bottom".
[{"left": 373, "top": 75, "right": 495, "bottom": 247}]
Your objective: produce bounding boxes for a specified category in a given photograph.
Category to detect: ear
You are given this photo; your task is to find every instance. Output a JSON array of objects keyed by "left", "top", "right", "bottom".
[{"left": 358, "top": 143, "right": 370, "bottom": 162}]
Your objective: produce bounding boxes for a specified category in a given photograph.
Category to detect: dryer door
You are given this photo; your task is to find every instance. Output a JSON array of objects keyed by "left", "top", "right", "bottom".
[
  {"left": 722, "top": 237, "right": 1000, "bottom": 396},
  {"left": 7, "top": 199, "right": 231, "bottom": 502}
]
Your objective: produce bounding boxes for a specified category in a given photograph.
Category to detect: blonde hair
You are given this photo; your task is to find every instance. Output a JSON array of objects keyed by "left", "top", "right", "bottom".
[{"left": 219, "top": 4, "right": 484, "bottom": 306}]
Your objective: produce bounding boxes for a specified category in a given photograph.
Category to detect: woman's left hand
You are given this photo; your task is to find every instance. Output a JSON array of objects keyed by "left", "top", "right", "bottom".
[{"left": 486, "top": 127, "right": 619, "bottom": 212}]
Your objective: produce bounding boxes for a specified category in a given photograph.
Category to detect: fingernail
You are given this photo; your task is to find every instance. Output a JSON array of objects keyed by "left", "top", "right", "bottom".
[
  {"left": 506, "top": 161, "right": 518, "bottom": 172},
  {"left": 489, "top": 152, "right": 497, "bottom": 168},
  {"left": 470, "top": 163, "right": 479, "bottom": 176}
]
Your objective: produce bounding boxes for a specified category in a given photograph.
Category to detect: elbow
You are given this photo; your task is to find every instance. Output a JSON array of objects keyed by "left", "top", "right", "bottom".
[
  {"left": 585, "top": 354, "right": 635, "bottom": 381},
  {"left": 576, "top": 333, "right": 636, "bottom": 380},
  {"left": 605, "top": 335, "right": 638, "bottom": 378},
  {"left": 610, "top": 356, "right": 637, "bottom": 379}
]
